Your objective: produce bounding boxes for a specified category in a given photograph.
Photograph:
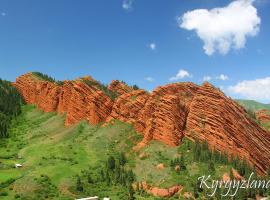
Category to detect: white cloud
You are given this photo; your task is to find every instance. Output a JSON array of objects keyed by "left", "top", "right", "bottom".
[
  {"left": 228, "top": 77, "right": 270, "bottom": 101},
  {"left": 145, "top": 77, "right": 154, "bottom": 82},
  {"left": 203, "top": 76, "right": 212, "bottom": 81},
  {"left": 179, "top": 0, "right": 261, "bottom": 55},
  {"left": 216, "top": 74, "right": 229, "bottom": 81},
  {"left": 1, "top": 12, "right": 6, "bottom": 16},
  {"left": 169, "top": 69, "right": 192, "bottom": 81},
  {"left": 122, "top": 0, "right": 134, "bottom": 11},
  {"left": 148, "top": 43, "right": 156, "bottom": 50}
]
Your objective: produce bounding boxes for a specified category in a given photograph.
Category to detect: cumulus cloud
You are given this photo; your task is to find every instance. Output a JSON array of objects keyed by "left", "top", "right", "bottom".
[
  {"left": 169, "top": 69, "right": 192, "bottom": 81},
  {"left": 216, "top": 74, "right": 229, "bottom": 81},
  {"left": 203, "top": 76, "right": 212, "bottom": 81},
  {"left": 179, "top": 0, "right": 261, "bottom": 55},
  {"left": 228, "top": 77, "right": 270, "bottom": 101},
  {"left": 145, "top": 77, "right": 154, "bottom": 82},
  {"left": 122, "top": 0, "right": 134, "bottom": 11},
  {"left": 148, "top": 43, "right": 156, "bottom": 50}
]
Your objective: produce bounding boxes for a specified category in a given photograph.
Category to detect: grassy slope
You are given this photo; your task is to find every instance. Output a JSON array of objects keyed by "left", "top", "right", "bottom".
[
  {"left": 236, "top": 99, "right": 270, "bottom": 112},
  {"left": 236, "top": 99, "right": 270, "bottom": 131},
  {"left": 0, "top": 105, "right": 241, "bottom": 199},
  {"left": 0, "top": 105, "right": 142, "bottom": 199}
]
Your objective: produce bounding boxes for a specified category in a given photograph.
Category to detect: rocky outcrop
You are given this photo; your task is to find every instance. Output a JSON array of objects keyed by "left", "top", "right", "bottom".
[
  {"left": 14, "top": 73, "right": 113, "bottom": 126},
  {"left": 108, "top": 80, "right": 133, "bottom": 95},
  {"left": 136, "top": 83, "right": 199, "bottom": 146},
  {"left": 185, "top": 82, "right": 270, "bottom": 174},
  {"left": 14, "top": 73, "right": 270, "bottom": 174},
  {"left": 135, "top": 182, "right": 182, "bottom": 198},
  {"left": 255, "top": 109, "right": 270, "bottom": 123}
]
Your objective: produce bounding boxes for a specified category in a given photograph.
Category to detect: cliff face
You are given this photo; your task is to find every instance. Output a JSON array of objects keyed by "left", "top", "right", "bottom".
[
  {"left": 185, "top": 83, "right": 270, "bottom": 174},
  {"left": 136, "top": 83, "right": 199, "bottom": 146},
  {"left": 108, "top": 80, "right": 133, "bottom": 95},
  {"left": 14, "top": 73, "right": 113, "bottom": 126},
  {"left": 14, "top": 73, "right": 270, "bottom": 174}
]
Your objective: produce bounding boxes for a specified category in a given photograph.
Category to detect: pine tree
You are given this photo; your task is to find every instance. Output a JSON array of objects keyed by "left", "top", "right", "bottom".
[
  {"left": 107, "top": 156, "right": 116, "bottom": 171},
  {"left": 87, "top": 173, "right": 93, "bottom": 184},
  {"left": 208, "top": 162, "right": 215, "bottom": 174},
  {"left": 119, "top": 152, "right": 127, "bottom": 166},
  {"left": 76, "top": 176, "right": 83, "bottom": 192}
]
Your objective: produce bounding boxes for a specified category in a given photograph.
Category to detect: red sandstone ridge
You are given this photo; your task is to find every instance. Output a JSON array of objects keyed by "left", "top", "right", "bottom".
[
  {"left": 255, "top": 109, "right": 270, "bottom": 123},
  {"left": 14, "top": 73, "right": 270, "bottom": 174},
  {"left": 185, "top": 82, "right": 270, "bottom": 174},
  {"left": 14, "top": 73, "right": 113, "bottom": 126},
  {"left": 108, "top": 80, "right": 133, "bottom": 95}
]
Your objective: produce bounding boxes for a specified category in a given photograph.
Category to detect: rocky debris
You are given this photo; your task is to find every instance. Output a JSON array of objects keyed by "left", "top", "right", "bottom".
[
  {"left": 222, "top": 173, "right": 230, "bottom": 182},
  {"left": 174, "top": 165, "right": 181, "bottom": 172},
  {"left": 138, "top": 152, "right": 148, "bottom": 159},
  {"left": 255, "top": 109, "right": 270, "bottom": 123},
  {"left": 231, "top": 168, "right": 244, "bottom": 180},
  {"left": 156, "top": 163, "right": 165, "bottom": 170},
  {"left": 136, "top": 182, "right": 182, "bottom": 198}
]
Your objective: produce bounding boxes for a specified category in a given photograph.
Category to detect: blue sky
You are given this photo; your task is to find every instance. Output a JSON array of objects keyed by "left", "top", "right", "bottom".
[{"left": 0, "top": 0, "right": 269, "bottom": 102}]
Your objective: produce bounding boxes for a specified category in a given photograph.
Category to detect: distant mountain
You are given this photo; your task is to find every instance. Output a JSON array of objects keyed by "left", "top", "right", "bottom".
[{"left": 236, "top": 99, "right": 270, "bottom": 112}]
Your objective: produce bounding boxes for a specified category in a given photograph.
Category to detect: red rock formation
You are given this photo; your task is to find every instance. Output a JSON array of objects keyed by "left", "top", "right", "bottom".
[
  {"left": 108, "top": 80, "right": 133, "bottom": 95},
  {"left": 135, "top": 182, "right": 182, "bottom": 198},
  {"left": 136, "top": 83, "right": 199, "bottom": 146},
  {"left": 255, "top": 109, "right": 270, "bottom": 123},
  {"left": 14, "top": 73, "right": 113, "bottom": 126},
  {"left": 106, "top": 89, "right": 149, "bottom": 127},
  {"left": 185, "top": 82, "right": 270, "bottom": 174},
  {"left": 14, "top": 73, "right": 270, "bottom": 174}
]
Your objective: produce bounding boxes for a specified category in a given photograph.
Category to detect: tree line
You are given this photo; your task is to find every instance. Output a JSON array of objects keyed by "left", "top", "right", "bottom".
[
  {"left": 0, "top": 79, "right": 23, "bottom": 138},
  {"left": 75, "top": 152, "right": 136, "bottom": 199}
]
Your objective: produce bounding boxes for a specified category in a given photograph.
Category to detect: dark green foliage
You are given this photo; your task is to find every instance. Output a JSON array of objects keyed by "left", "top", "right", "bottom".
[
  {"left": 208, "top": 161, "right": 215, "bottom": 174},
  {"left": 192, "top": 139, "right": 253, "bottom": 178},
  {"left": 119, "top": 152, "right": 127, "bottom": 166},
  {"left": 32, "top": 72, "right": 64, "bottom": 86},
  {"left": 132, "top": 84, "right": 139, "bottom": 90},
  {"left": 0, "top": 178, "right": 16, "bottom": 189},
  {"left": 170, "top": 155, "right": 186, "bottom": 171},
  {"left": 76, "top": 176, "right": 83, "bottom": 192},
  {"left": 32, "top": 72, "right": 55, "bottom": 82},
  {"left": 107, "top": 156, "right": 116, "bottom": 170},
  {"left": 0, "top": 79, "right": 23, "bottom": 138},
  {"left": 74, "top": 154, "right": 136, "bottom": 199},
  {"left": 82, "top": 79, "right": 119, "bottom": 100},
  {"left": 247, "top": 108, "right": 257, "bottom": 120}
]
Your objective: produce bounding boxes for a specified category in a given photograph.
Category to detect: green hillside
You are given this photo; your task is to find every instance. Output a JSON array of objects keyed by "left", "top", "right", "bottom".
[
  {"left": 236, "top": 99, "right": 270, "bottom": 112},
  {"left": 0, "top": 104, "right": 264, "bottom": 199}
]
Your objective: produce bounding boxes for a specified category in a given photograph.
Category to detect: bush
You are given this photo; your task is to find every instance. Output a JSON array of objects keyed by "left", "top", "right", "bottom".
[{"left": 82, "top": 79, "right": 119, "bottom": 100}]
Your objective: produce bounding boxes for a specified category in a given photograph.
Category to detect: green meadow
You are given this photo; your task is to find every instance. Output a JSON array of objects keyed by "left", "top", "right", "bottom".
[{"left": 0, "top": 105, "right": 261, "bottom": 199}]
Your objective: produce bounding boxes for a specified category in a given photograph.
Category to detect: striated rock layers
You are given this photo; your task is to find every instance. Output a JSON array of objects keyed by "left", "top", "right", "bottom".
[
  {"left": 14, "top": 73, "right": 270, "bottom": 174},
  {"left": 185, "top": 83, "right": 270, "bottom": 174},
  {"left": 14, "top": 73, "right": 113, "bottom": 126}
]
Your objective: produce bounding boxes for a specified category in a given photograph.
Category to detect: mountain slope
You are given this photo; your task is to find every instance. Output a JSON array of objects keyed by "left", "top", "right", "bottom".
[
  {"left": 236, "top": 99, "right": 270, "bottom": 112},
  {"left": 13, "top": 72, "right": 270, "bottom": 175},
  {"left": 0, "top": 105, "right": 259, "bottom": 199}
]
